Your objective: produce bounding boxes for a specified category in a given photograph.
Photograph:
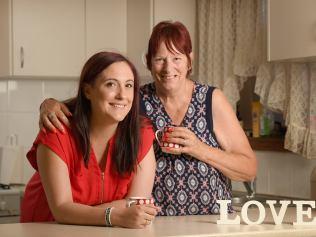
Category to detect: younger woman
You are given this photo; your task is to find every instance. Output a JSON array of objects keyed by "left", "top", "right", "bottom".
[{"left": 20, "top": 52, "right": 158, "bottom": 228}]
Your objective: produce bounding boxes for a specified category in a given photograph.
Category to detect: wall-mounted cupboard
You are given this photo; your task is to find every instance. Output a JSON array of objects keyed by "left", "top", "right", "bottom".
[
  {"left": 0, "top": 0, "right": 196, "bottom": 79},
  {"left": 267, "top": 0, "right": 316, "bottom": 62},
  {"left": 127, "top": 0, "right": 196, "bottom": 80},
  {"left": 86, "top": 0, "right": 127, "bottom": 59},
  {"left": 0, "top": 0, "right": 85, "bottom": 77}
]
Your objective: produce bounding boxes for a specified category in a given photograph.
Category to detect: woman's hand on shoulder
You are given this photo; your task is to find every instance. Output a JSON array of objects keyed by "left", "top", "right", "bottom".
[
  {"left": 39, "top": 98, "right": 71, "bottom": 133},
  {"left": 111, "top": 204, "right": 158, "bottom": 228}
]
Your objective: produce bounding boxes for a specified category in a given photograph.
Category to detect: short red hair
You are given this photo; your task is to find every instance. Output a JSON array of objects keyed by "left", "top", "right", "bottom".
[{"left": 146, "top": 21, "right": 192, "bottom": 75}]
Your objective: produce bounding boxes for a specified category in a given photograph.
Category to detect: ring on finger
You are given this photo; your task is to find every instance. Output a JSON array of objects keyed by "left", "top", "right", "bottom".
[
  {"left": 61, "top": 114, "right": 67, "bottom": 120},
  {"left": 47, "top": 112, "right": 55, "bottom": 120}
]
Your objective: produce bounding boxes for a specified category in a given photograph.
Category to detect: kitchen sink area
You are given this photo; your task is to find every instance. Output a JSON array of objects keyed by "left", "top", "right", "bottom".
[
  {"left": 232, "top": 191, "right": 296, "bottom": 207},
  {"left": 231, "top": 180, "right": 305, "bottom": 210},
  {"left": 231, "top": 191, "right": 315, "bottom": 213}
]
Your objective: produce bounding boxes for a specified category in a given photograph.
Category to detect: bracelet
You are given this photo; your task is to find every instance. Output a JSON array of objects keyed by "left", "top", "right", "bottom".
[{"left": 104, "top": 207, "right": 113, "bottom": 227}]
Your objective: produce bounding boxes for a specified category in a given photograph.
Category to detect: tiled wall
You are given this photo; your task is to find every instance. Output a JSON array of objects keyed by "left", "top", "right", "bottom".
[
  {"left": 0, "top": 79, "right": 78, "bottom": 148},
  {"left": 0, "top": 77, "right": 153, "bottom": 148},
  {"left": 0, "top": 78, "right": 78, "bottom": 183},
  {"left": 0, "top": 78, "right": 315, "bottom": 199}
]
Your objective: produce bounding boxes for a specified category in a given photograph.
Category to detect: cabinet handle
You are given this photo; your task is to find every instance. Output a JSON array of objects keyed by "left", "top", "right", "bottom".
[{"left": 20, "top": 47, "right": 24, "bottom": 68}]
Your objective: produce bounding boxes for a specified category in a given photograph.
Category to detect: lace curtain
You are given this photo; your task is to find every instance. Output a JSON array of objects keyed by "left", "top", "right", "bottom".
[
  {"left": 256, "top": 63, "right": 316, "bottom": 159},
  {"left": 197, "top": 0, "right": 262, "bottom": 108},
  {"left": 197, "top": 0, "right": 316, "bottom": 159}
]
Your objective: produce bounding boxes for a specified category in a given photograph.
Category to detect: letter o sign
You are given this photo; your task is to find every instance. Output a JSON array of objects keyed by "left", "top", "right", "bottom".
[{"left": 241, "top": 201, "right": 266, "bottom": 225}]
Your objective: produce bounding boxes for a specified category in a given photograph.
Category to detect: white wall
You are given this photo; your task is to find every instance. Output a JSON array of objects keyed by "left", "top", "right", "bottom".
[{"left": 232, "top": 151, "right": 316, "bottom": 199}]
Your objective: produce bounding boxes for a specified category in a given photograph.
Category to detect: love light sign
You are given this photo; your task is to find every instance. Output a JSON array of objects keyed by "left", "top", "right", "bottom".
[{"left": 216, "top": 200, "right": 316, "bottom": 225}]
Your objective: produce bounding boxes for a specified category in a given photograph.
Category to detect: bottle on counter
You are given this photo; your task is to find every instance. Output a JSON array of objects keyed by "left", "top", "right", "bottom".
[
  {"left": 260, "top": 108, "right": 274, "bottom": 136},
  {"left": 252, "top": 101, "right": 261, "bottom": 138}
]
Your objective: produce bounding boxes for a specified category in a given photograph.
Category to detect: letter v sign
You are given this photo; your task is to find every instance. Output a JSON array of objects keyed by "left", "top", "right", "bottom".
[{"left": 266, "top": 200, "right": 291, "bottom": 225}]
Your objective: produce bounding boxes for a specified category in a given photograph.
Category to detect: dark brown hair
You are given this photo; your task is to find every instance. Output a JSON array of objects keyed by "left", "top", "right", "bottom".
[
  {"left": 66, "top": 52, "right": 140, "bottom": 175},
  {"left": 146, "top": 21, "right": 193, "bottom": 74}
]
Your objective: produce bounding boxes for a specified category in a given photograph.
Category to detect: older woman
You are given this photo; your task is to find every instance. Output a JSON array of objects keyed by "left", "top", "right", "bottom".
[{"left": 38, "top": 21, "right": 257, "bottom": 216}]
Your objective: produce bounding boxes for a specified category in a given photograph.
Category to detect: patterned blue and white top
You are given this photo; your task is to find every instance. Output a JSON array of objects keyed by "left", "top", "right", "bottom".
[{"left": 140, "top": 81, "right": 233, "bottom": 216}]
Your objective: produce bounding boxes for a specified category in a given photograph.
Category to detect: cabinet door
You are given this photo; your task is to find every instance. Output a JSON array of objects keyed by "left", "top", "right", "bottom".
[
  {"left": 267, "top": 0, "right": 316, "bottom": 61},
  {"left": 153, "top": 0, "right": 196, "bottom": 55},
  {"left": 127, "top": 0, "right": 152, "bottom": 78},
  {"left": 12, "top": 0, "right": 85, "bottom": 76},
  {"left": 86, "top": 0, "right": 127, "bottom": 59},
  {"left": 126, "top": 0, "right": 196, "bottom": 81}
]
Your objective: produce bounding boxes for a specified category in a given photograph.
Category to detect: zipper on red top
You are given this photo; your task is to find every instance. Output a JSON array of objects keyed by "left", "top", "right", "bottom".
[{"left": 100, "top": 172, "right": 105, "bottom": 204}]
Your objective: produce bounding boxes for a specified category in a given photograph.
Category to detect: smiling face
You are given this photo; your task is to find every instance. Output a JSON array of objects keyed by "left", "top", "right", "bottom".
[
  {"left": 151, "top": 41, "right": 190, "bottom": 91},
  {"left": 84, "top": 61, "right": 134, "bottom": 123}
]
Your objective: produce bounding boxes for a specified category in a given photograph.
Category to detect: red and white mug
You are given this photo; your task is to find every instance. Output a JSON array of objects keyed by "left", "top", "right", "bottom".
[
  {"left": 155, "top": 126, "right": 180, "bottom": 149},
  {"left": 126, "top": 197, "right": 154, "bottom": 207}
]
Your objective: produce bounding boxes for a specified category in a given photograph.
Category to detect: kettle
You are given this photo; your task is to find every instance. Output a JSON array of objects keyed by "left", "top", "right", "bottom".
[{"left": 0, "top": 134, "right": 24, "bottom": 185}]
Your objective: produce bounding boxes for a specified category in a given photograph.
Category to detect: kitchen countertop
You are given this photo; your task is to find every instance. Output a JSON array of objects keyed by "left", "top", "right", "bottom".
[{"left": 1, "top": 207, "right": 316, "bottom": 237}]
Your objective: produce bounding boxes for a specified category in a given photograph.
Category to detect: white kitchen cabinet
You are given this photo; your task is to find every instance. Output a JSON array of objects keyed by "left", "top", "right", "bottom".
[
  {"left": 86, "top": 0, "right": 127, "bottom": 59},
  {"left": 153, "top": 0, "right": 196, "bottom": 46},
  {"left": 0, "top": 0, "right": 85, "bottom": 78},
  {"left": 0, "top": 0, "right": 196, "bottom": 79},
  {"left": 267, "top": 0, "right": 316, "bottom": 61},
  {"left": 127, "top": 0, "right": 153, "bottom": 79},
  {"left": 127, "top": 0, "right": 196, "bottom": 80}
]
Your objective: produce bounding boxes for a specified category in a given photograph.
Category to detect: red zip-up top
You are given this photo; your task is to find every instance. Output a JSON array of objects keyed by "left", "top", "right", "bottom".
[{"left": 20, "top": 124, "right": 154, "bottom": 222}]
